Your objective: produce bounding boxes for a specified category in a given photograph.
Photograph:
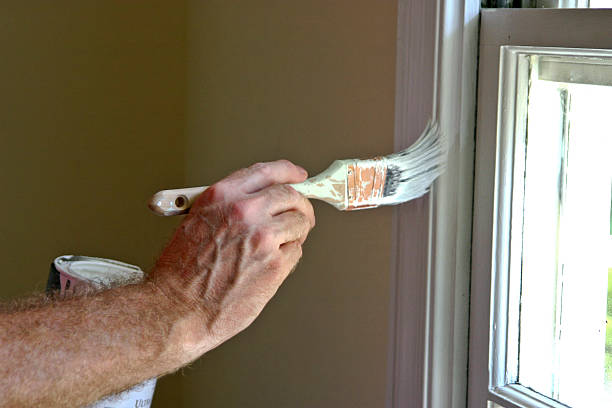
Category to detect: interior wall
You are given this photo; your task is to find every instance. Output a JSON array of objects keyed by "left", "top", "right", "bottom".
[
  {"left": 0, "top": 2, "right": 186, "bottom": 297},
  {"left": 174, "top": 1, "right": 397, "bottom": 407},
  {"left": 0, "top": 1, "right": 397, "bottom": 407}
]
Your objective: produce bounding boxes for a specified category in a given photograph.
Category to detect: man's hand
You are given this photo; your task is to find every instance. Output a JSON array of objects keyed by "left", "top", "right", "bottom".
[
  {"left": 0, "top": 160, "right": 315, "bottom": 407},
  {"left": 150, "top": 160, "right": 315, "bottom": 364}
]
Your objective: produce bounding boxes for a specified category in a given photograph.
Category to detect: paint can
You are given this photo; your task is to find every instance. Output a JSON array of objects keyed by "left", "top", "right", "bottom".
[{"left": 47, "top": 255, "right": 157, "bottom": 408}]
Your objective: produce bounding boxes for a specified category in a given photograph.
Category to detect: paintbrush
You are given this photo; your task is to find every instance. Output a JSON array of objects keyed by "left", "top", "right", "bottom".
[{"left": 149, "top": 121, "right": 445, "bottom": 216}]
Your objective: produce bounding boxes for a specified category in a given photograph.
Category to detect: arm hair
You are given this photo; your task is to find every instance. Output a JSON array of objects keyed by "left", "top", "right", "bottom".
[{"left": 0, "top": 281, "right": 189, "bottom": 407}]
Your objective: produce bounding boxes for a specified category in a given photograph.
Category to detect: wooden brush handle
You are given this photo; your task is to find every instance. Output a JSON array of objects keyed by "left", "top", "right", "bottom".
[
  {"left": 149, "top": 161, "right": 349, "bottom": 216},
  {"left": 148, "top": 186, "right": 207, "bottom": 216}
]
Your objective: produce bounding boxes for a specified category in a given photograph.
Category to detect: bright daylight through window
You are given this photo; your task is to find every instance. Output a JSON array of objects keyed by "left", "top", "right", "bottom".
[{"left": 509, "top": 53, "right": 612, "bottom": 407}]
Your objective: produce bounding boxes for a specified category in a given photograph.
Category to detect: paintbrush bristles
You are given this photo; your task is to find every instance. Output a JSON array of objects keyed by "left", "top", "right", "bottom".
[
  {"left": 336, "top": 120, "right": 445, "bottom": 211},
  {"left": 380, "top": 121, "right": 446, "bottom": 205},
  {"left": 296, "top": 120, "right": 445, "bottom": 211}
]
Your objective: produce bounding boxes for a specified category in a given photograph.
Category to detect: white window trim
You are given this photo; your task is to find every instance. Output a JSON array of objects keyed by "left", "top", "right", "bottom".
[
  {"left": 492, "top": 44, "right": 612, "bottom": 393},
  {"left": 491, "top": 384, "right": 572, "bottom": 408},
  {"left": 386, "top": 1, "right": 479, "bottom": 407},
  {"left": 485, "top": 44, "right": 612, "bottom": 408},
  {"left": 469, "top": 8, "right": 612, "bottom": 408}
]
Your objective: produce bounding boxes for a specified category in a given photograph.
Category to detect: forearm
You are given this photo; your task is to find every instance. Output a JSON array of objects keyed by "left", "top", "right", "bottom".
[
  {"left": 0, "top": 281, "right": 192, "bottom": 407},
  {"left": 0, "top": 160, "right": 314, "bottom": 407}
]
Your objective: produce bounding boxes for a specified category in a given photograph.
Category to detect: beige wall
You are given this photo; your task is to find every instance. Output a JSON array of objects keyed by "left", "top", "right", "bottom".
[
  {"left": 0, "top": 2, "right": 186, "bottom": 297},
  {"left": 174, "top": 1, "right": 397, "bottom": 407},
  {"left": 1, "top": 1, "right": 397, "bottom": 406}
]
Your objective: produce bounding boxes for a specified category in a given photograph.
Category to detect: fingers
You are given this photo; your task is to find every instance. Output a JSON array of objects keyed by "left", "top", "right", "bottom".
[
  {"left": 195, "top": 160, "right": 308, "bottom": 211},
  {"left": 251, "top": 184, "right": 315, "bottom": 226},
  {"left": 233, "top": 185, "right": 315, "bottom": 244},
  {"left": 269, "top": 210, "right": 312, "bottom": 246},
  {"left": 279, "top": 240, "right": 303, "bottom": 276},
  {"left": 222, "top": 160, "right": 308, "bottom": 195}
]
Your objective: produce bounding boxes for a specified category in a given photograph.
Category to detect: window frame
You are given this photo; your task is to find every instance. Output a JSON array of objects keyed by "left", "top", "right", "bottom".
[
  {"left": 469, "top": 8, "right": 612, "bottom": 408},
  {"left": 491, "top": 44, "right": 612, "bottom": 407}
]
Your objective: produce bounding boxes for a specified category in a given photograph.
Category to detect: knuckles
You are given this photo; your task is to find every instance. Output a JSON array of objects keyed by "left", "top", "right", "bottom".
[
  {"left": 282, "top": 183, "right": 301, "bottom": 199},
  {"left": 227, "top": 195, "right": 264, "bottom": 223},
  {"left": 265, "top": 183, "right": 300, "bottom": 202},
  {"left": 265, "top": 254, "right": 295, "bottom": 287},
  {"left": 249, "top": 162, "right": 271, "bottom": 177},
  {"left": 267, "top": 256, "right": 284, "bottom": 273},
  {"left": 249, "top": 226, "right": 276, "bottom": 255},
  {"left": 228, "top": 200, "right": 249, "bottom": 222},
  {"left": 249, "top": 159, "right": 295, "bottom": 180},
  {"left": 293, "top": 243, "right": 303, "bottom": 259},
  {"left": 275, "top": 159, "right": 293, "bottom": 168},
  {"left": 202, "top": 184, "right": 226, "bottom": 204}
]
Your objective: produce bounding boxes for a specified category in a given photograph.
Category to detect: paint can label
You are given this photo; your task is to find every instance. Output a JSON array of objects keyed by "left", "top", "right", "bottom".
[{"left": 47, "top": 255, "right": 156, "bottom": 408}]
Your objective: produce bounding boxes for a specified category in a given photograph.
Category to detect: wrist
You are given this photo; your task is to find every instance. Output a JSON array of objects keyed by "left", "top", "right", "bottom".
[{"left": 142, "top": 277, "right": 215, "bottom": 369}]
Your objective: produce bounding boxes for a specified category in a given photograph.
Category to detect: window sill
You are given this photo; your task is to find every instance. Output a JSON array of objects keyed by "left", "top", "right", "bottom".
[{"left": 490, "top": 384, "right": 571, "bottom": 408}]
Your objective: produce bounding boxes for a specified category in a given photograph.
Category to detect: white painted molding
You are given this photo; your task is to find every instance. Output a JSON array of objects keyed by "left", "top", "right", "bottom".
[
  {"left": 426, "top": 0, "right": 480, "bottom": 407},
  {"left": 491, "top": 384, "right": 572, "bottom": 408},
  {"left": 387, "top": 1, "right": 479, "bottom": 407},
  {"left": 386, "top": 0, "right": 438, "bottom": 406}
]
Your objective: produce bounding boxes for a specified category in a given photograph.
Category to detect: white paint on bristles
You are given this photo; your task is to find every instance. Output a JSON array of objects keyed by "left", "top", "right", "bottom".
[{"left": 379, "top": 121, "right": 446, "bottom": 206}]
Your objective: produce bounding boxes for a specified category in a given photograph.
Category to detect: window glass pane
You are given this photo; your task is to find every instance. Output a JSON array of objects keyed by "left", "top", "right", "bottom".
[
  {"left": 513, "top": 54, "right": 612, "bottom": 407},
  {"left": 591, "top": 0, "right": 612, "bottom": 7}
]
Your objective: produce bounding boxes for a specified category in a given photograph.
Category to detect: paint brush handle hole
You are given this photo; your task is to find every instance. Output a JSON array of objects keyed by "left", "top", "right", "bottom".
[{"left": 175, "top": 196, "right": 187, "bottom": 208}]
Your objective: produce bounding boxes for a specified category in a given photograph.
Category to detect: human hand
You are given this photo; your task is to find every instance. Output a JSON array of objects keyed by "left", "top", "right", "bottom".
[{"left": 149, "top": 160, "right": 315, "bottom": 364}]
